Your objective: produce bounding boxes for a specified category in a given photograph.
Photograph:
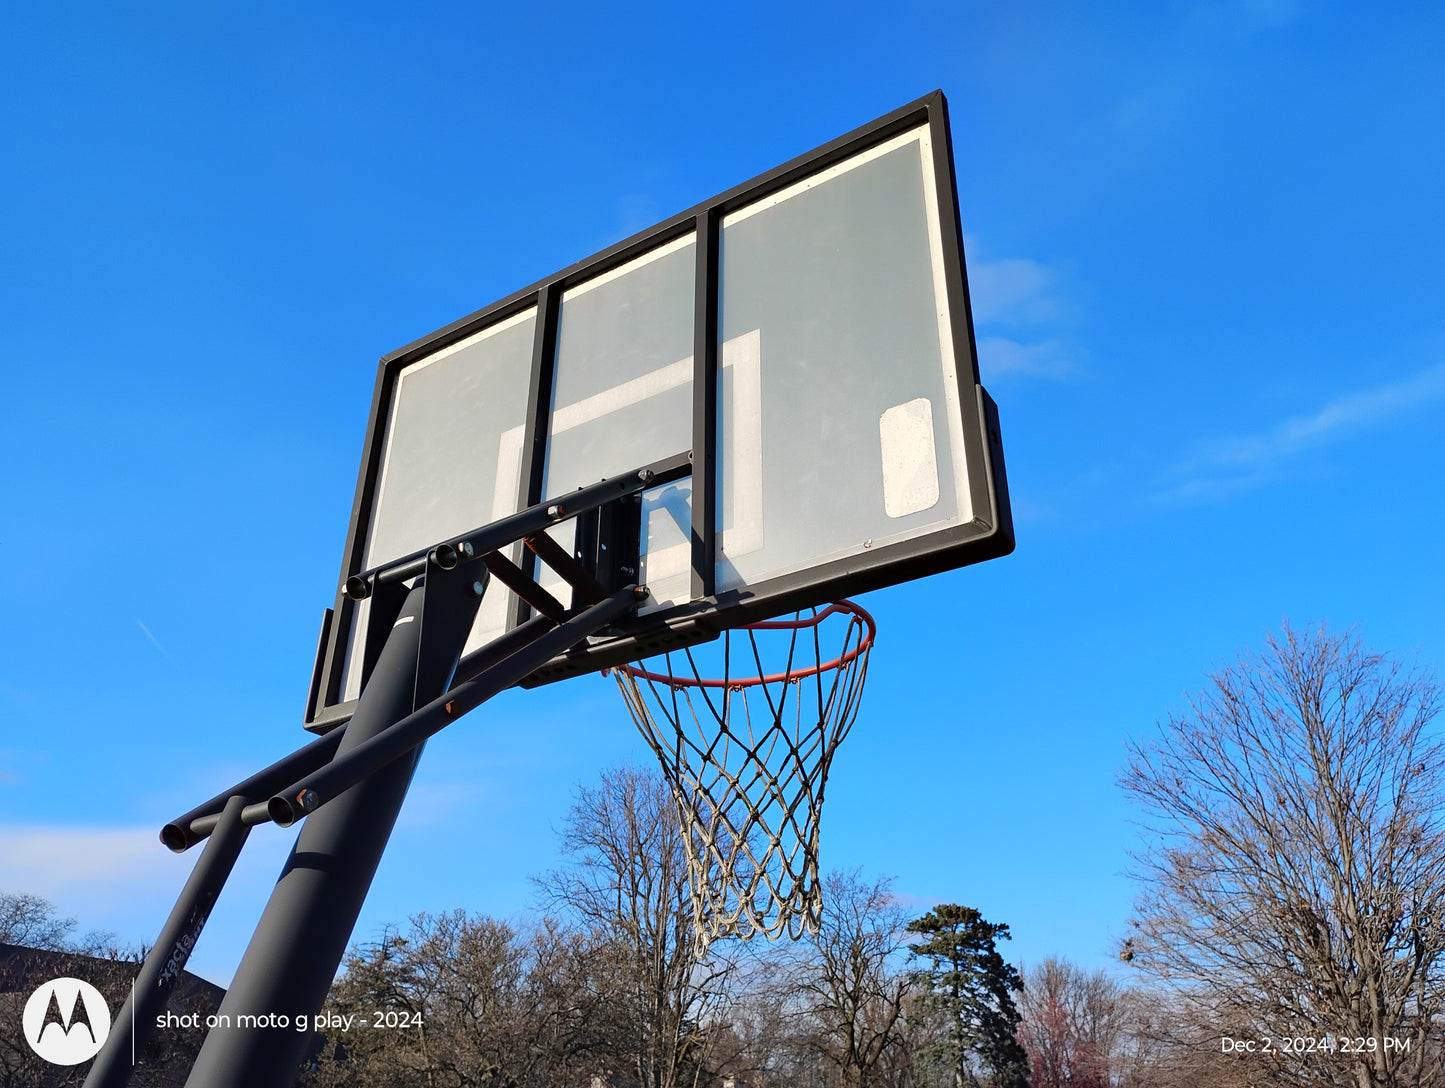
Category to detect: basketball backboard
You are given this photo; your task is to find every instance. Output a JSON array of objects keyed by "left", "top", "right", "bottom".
[{"left": 304, "top": 89, "right": 1013, "bottom": 733}]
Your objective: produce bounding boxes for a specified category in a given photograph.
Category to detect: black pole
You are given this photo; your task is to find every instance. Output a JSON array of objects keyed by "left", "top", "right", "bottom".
[
  {"left": 84, "top": 794, "right": 252, "bottom": 1088},
  {"left": 182, "top": 583, "right": 436, "bottom": 1088}
]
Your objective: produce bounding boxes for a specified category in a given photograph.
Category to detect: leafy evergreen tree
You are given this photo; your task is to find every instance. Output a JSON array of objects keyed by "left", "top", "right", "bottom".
[{"left": 906, "top": 904, "right": 1030, "bottom": 1088}]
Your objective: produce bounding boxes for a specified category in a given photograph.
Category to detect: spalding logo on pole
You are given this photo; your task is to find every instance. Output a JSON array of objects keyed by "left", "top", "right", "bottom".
[{"left": 23, "top": 977, "right": 112, "bottom": 1065}]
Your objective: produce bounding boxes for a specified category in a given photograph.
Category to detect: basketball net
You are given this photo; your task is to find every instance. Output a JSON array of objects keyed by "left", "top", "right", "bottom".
[{"left": 612, "top": 600, "right": 874, "bottom": 953}]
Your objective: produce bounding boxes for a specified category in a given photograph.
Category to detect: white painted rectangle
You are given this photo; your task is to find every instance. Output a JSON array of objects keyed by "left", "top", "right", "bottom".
[{"left": 879, "top": 398, "right": 940, "bottom": 518}]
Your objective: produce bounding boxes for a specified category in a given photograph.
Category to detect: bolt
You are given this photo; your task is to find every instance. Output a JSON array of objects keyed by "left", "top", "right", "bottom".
[
  {"left": 638, "top": 468, "right": 654, "bottom": 483},
  {"left": 863, "top": 539, "right": 873, "bottom": 548},
  {"left": 297, "top": 789, "right": 320, "bottom": 813},
  {"left": 472, "top": 580, "right": 486, "bottom": 597},
  {"left": 547, "top": 504, "right": 565, "bottom": 518},
  {"left": 633, "top": 585, "right": 650, "bottom": 601}
]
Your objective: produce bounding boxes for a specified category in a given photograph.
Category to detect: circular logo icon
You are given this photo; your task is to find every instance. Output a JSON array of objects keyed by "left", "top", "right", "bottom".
[{"left": 22, "top": 977, "right": 111, "bottom": 1065}]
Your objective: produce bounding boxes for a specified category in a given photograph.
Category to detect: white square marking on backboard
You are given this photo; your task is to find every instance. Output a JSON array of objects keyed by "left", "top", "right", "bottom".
[{"left": 492, "top": 329, "right": 765, "bottom": 611}]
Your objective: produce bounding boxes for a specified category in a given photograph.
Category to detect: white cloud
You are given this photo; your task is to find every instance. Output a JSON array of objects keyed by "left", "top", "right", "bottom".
[
  {"left": 0, "top": 823, "right": 300, "bottom": 984},
  {"left": 968, "top": 257, "right": 1064, "bottom": 327},
  {"left": 963, "top": 244, "right": 1079, "bottom": 381},
  {"left": 976, "top": 336, "right": 1077, "bottom": 380},
  {"left": 0, "top": 826, "right": 180, "bottom": 897}
]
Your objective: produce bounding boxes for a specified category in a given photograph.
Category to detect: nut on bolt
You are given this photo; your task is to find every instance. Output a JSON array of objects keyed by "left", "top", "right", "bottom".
[
  {"left": 637, "top": 468, "right": 654, "bottom": 483},
  {"left": 547, "top": 504, "right": 565, "bottom": 519},
  {"left": 633, "top": 585, "right": 650, "bottom": 601}
]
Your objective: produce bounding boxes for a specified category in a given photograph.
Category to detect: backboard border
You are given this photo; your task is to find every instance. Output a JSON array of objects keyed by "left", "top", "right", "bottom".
[{"left": 306, "top": 89, "right": 1012, "bottom": 732}]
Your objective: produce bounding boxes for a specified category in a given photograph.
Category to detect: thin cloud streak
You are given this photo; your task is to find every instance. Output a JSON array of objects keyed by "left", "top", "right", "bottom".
[
  {"left": 135, "top": 619, "right": 174, "bottom": 661},
  {"left": 1158, "top": 362, "right": 1445, "bottom": 502},
  {"left": 1201, "top": 364, "right": 1445, "bottom": 469}
]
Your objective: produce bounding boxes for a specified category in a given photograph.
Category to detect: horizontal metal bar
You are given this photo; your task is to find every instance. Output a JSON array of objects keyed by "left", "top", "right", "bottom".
[
  {"left": 351, "top": 452, "right": 690, "bottom": 595},
  {"left": 268, "top": 586, "right": 643, "bottom": 826},
  {"left": 184, "top": 800, "right": 273, "bottom": 841},
  {"left": 161, "top": 727, "right": 348, "bottom": 852},
  {"left": 371, "top": 554, "right": 429, "bottom": 588}
]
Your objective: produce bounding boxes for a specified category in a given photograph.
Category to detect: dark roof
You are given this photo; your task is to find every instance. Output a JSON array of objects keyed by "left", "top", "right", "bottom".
[
  {"left": 0, "top": 941, "right": 225, "bottom": 1010},
  {"left": 0, "top": 943, "right": 227, "bottom": 1087}
]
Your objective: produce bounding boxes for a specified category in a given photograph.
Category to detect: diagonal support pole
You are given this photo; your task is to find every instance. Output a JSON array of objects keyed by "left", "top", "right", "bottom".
[{"left": 83, "top": 795, "right": 252, "bottom": 1088}]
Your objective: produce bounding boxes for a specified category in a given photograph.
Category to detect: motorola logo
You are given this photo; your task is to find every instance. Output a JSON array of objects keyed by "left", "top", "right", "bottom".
[{"left": 22, "top": 977, "right": 112, "bottom": 1065}]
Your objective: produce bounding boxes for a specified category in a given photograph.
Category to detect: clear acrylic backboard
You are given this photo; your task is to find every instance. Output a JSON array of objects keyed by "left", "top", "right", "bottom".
[{"left": 306, "top": 90, "right": 1012, "bottom": 732}]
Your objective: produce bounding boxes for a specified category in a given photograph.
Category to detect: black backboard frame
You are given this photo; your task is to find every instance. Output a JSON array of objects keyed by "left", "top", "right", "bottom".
[{"left": 305, "top": 89, "right": 1013, "bottom": 733}]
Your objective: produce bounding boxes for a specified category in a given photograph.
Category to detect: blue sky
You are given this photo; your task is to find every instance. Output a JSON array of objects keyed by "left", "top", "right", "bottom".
[{"left": 2, "top": 2, "right": 1442, "bottom": 986}]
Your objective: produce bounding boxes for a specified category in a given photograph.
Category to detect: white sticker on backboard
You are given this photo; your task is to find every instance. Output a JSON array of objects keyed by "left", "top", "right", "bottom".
[{"left": 879, "top": 398, "right": 940, "bottom": 518}]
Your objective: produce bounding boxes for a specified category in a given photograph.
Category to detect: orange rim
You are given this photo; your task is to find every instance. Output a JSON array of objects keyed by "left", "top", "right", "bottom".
[{"left": 616, "top": 599, "right": 875, "bottom": 689}]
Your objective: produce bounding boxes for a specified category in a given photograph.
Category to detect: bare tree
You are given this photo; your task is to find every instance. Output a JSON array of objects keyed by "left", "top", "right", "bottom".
[
  {"left": 537, "top": 764, "right": 735, "bottom": 1088},
  {"left": 710, "top": 951, "right": 836, "bottom": 1088},
  {"left": 1018, "top": 958, "right": 1172, "bottom": 1088},
  {"left": 1120, "top": 624, "right": 1445, "bottom": 1088},
  {"left": 788, "top": 869, "right": 913, "bottom": 1087},
  {"left": 523, "top": 915, "right": 634, "bottom": 1084},
  {"left": 0, "top": 891, "right": 76, "bottom": 950},
  {"left": 313, "top": 910, "right": 538, "bottom": 1087},
  {"left": 0, "top": 890, "right": 126, "bottom": 958}
]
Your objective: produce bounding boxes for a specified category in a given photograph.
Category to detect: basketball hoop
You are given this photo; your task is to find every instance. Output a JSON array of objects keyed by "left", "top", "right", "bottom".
[{"left": 612, "top": 600, "right": 875, "bottom": 952}]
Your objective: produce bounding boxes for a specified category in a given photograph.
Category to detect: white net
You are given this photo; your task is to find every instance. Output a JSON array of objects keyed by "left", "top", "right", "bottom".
[{"left": 612, "top": 601, "right": 873, "bottom": 953}]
